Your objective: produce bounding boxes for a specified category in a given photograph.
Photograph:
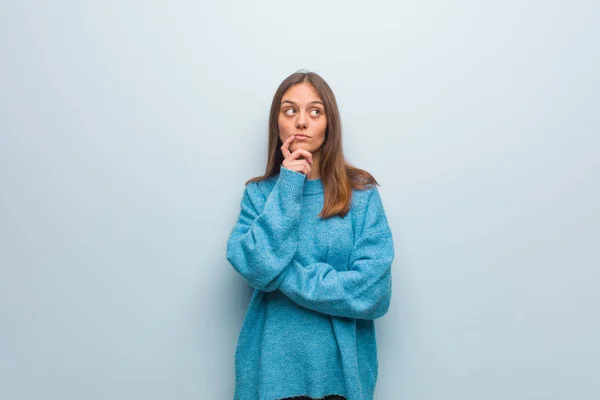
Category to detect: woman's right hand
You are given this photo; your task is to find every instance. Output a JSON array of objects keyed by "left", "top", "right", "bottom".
[{"left": 281, "top": 135, "right": 314, "bottom": 176}]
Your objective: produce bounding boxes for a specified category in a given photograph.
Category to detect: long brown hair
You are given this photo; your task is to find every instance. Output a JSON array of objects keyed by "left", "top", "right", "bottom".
[{"left": 246, "top": 70, "right": 379, "bottom": 219}]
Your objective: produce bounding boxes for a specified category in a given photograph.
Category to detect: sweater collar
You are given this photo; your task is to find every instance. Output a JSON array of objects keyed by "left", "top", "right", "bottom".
[{"left": 304, "top": 176, "right": 324, "bottom": 195}]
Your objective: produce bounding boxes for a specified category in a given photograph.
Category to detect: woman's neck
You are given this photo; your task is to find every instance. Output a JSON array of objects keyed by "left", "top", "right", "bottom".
[{"left": 307, "top": 151, "right": 321, "bottom": 180}]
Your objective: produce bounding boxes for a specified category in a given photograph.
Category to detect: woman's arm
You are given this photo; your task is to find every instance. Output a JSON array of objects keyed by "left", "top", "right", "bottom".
[
  {"left": 226, "top": 166, "right": 306, "bottom": 292},
  {"left": 277, "top": 188, "right": 395, "bottom": 320}
]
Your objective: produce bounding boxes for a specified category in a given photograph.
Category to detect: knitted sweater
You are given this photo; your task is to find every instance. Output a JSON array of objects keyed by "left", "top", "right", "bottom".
[{"left": 226, "top": 165, "right": 395, "bottom": 400}]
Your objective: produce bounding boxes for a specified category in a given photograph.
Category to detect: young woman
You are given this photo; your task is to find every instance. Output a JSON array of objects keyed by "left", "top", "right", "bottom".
[{"left": 226, "top": 70, "right": 395, "bottom": 400}]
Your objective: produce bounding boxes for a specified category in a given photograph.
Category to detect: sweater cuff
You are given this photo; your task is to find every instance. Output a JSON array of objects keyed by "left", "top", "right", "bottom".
[{"left": 278, "top": 164, "right": 306, "bottom": 197}]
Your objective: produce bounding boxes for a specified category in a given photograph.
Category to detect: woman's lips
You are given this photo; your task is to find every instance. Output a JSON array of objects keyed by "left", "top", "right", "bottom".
[{"left": 294, "top": 134, "right": 309, "bottom": 140}]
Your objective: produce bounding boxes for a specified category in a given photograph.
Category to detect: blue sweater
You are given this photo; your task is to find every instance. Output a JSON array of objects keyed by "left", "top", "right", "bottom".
[{"left": 226, "top": 165, "right": 395, "bottom": 400}]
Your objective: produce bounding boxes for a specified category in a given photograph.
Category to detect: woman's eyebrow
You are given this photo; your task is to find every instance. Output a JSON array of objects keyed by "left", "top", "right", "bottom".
[{"left": 281, "top": 100, "right": 324, "bottom": 106}]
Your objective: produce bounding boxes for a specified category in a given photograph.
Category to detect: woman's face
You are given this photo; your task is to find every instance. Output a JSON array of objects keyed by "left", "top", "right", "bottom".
[{"left": 278, "top": 82, "right": 327, "bottom": 156}]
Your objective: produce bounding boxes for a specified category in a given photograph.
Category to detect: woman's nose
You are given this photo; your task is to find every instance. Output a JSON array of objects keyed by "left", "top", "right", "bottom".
[{"left": 296, "top": 113, "right": 307, "bottom": 129}]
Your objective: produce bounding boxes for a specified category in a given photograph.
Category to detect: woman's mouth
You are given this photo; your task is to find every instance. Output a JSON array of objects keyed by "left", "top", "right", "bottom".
[{"left": 294, "top": 134, "right": 309, "bottom": 140}]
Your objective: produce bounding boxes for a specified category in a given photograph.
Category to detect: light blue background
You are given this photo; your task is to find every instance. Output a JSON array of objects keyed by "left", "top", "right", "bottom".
[{"left": 1, "top": 1, "right": 598, "bottom": 399}]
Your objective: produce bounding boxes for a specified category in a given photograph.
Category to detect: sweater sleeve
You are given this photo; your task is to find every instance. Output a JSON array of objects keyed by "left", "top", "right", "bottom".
[
  {"left": 226, "top": 166, "right": 306, "bottom": 292},
  {"left": 277, "top": 187, "right": 395, "bottom": 320}
]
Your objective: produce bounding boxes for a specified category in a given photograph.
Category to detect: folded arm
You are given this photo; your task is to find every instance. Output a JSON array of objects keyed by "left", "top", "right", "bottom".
[{"left": 278, "top": 187, "right": 395, "bottom": 320}]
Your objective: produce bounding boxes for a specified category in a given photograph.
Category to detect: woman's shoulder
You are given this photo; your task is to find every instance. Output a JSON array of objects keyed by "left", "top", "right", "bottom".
[
  {"left": 350, "top": 184, "right": 389, "bottom": 229},
  {"left": 351, "top": 182, "right": 381, "bottom": 207},
  {"left": 243, "top": 174, "right": 278, "bottom": 202}
]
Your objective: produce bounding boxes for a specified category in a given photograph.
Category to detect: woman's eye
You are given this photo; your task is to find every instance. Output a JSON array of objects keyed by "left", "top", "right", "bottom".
[{"left": 283, "top": 108, "right": 321, "bottom": 116}]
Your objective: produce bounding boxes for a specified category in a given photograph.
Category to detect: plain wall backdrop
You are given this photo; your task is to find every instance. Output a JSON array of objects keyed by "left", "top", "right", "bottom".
[{"left": 1, "top": 1, "right": 598, "bottom": 399}]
